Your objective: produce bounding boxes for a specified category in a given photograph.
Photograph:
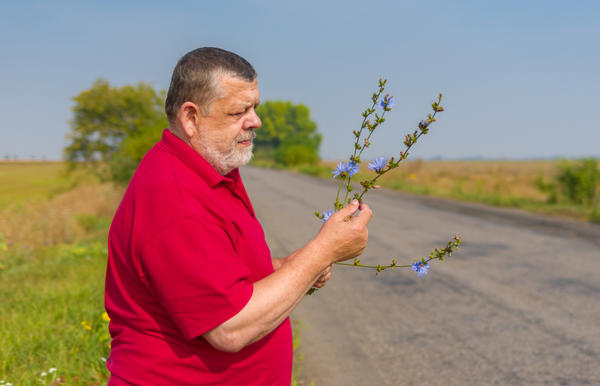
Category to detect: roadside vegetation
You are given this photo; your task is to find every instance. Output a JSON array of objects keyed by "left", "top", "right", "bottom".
[{"left": 0, "top": 162, "right": 121, "bottom": 384}]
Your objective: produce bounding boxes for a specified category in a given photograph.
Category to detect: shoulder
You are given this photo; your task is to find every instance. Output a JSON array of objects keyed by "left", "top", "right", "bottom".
[
  {"left": 117, "top": 144, "right": 209, "bottom": 234},
  {"left": 129, "top": 143, "right": 209, "bottom": 209}
]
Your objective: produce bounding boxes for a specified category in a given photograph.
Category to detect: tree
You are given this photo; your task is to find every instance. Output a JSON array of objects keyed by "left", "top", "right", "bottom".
[
  {"left": 555, "top": 158, "right": 599, "bottom": 207},
  {"left": 255, "top": 101, "right": 321, "bottom": 166},
  {"left": 64, "top": 79, "right": 167, "bottom": 183}
]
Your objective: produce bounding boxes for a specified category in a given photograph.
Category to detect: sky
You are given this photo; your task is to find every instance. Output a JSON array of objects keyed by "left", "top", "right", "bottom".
[{"left": 1, "top": 0, "right": 599, "bottom": 161}]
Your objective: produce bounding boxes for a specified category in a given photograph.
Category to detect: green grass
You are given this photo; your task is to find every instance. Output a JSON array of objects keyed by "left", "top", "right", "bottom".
[
  {"left": 0, "top": 162, "right": 111, "bottom": 384},
  {"left": 0, "top": 240, "right": 110, "bottom": 385},
  {"left": 291, "top": 319, "right": 314, "bottom": 386},
  {"left": 0, "top": 162, "right": 67, "bottom": 207},
  {"left": 0, "top": 161, "right": 100, "bottom": 211}
]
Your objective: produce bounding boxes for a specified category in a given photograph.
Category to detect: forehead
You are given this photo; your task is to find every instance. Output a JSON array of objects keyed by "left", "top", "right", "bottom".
[{"left": 217, "top": 75, "right": 260, "bottom": 106}]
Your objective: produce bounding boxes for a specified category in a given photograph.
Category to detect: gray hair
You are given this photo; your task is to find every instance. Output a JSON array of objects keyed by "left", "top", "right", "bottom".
[{"left": 164, "top": 47, "right": 257, "bottom": 123}]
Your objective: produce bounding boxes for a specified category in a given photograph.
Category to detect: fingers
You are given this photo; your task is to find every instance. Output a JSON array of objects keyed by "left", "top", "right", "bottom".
[
  {"left": 313, "top": 265, "right": 332, "bottom": 288},
  {"left": 353, "top": 202, "right": 373, "bottom": 226},
  {"left": 331, "top": 200, "right": 372, "bottom": 225},
  {"left": 315, "top": 200, "right": 372, "bottom": 264},
  {"left": 333, "top": 199, "right": 360, "bottom": 220}
]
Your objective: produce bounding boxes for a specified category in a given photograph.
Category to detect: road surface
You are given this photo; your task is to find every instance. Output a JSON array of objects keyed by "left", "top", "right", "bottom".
[{"left": 241, "top": 166, "right": 600, "bottom": 385}]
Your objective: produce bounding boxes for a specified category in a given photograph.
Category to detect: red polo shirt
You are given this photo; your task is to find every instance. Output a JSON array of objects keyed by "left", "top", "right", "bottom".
[{"left": 105, "top": 129, "right": 292, "bottom": 385}]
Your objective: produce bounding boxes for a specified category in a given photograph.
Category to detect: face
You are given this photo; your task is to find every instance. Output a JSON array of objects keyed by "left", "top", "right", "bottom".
[{"left": 189, "top": 75, "right": 261, "bottom": 175}]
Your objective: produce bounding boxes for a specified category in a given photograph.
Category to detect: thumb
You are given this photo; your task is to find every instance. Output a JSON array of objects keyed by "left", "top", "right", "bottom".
[{"left": 335, "top": 199, "right": 360, "bottom": 218}]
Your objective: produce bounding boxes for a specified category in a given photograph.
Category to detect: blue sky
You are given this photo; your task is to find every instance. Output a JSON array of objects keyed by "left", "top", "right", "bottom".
[{"left": 1, "top": 0, "right": 598, "bottom": 160}]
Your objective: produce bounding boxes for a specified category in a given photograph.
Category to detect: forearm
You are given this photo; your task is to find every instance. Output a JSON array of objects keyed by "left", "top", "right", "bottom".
[
  {"left": 271, "top": 257, "right": 286, "bottom": 271},
  {"left": 204, "top": 239, "right": 330, "bottom": 352},
  {"left": 271, "top": 249, "right": 299, "bottom": 270}
]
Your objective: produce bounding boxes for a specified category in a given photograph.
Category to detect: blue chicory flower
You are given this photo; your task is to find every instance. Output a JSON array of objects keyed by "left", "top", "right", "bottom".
[
  {"left": 332, "top": 161, "right": 347, "bottom": 178},
  {"left": 347, "top": 162, "right": 359, "bottom": 178},
  {"left": 333, "top": 161, "right": 359, "bottom": 178},
  {"left": 368, "top": 157, "right": 387, "bottom": 173},
  {"left": 411, "top": 261, "right": 430, "bottom": 277},
  {"left": 322, "top": 209, "right": 333, "bottom": 222},
  {"left": 378, "top": 95, "right": 394, "bottom": 109}
]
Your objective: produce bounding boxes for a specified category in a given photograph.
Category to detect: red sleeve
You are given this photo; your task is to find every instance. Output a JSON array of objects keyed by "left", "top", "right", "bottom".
[{"left": 140, "top": 217, "right": 254, "bottom": 340}]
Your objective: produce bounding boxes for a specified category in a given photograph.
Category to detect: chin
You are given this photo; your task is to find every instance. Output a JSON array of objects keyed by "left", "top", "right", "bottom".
[{"left": 218, "top": 147, "right": 254, "bottom": 175}]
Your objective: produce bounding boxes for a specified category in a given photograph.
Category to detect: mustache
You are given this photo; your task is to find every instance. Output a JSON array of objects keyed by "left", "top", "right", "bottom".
[{"left": 236, "top": 130, "right": 256, "bottom": 142}]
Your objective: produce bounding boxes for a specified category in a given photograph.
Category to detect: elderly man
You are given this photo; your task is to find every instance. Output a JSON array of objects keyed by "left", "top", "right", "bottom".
[{"left": 105, "top": 47, "right": 372, "bottom": 385}]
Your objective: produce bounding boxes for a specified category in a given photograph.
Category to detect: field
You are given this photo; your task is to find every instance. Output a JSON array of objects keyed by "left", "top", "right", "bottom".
[
  {"left": 0, "top": 162, "right": 68, "bottom": 207},
  {"left": 293, "top": 159, "right": 599, "bottom": 222},
  {"left": 0, "top": 162, "right": 122, "bottom": 384}
]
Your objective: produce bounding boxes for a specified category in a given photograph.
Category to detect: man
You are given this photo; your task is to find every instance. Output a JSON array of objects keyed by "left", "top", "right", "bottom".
[{"left": 105, "top": 47, "right": 372, "bottom": 385}]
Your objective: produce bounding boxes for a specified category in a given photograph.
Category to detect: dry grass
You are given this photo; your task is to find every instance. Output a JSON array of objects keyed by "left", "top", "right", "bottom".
[
  {"left": 0, "top": 183, "right": 122, "bottom": 251},
  {"left": 0, "top": 162, "right": 123, "bottom": 256},
  {"left": 320, "top": 159, "right": 557, "bottom": 200},
  {"left": 373, "top": 160, "right": 557, "bottom": 201},
  {"left": 308, "top": 159, "right": 597, "bottom": 221}
]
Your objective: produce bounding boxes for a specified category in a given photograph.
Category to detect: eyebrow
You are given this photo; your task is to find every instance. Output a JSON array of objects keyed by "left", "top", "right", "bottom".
[{"left": 237, "top": 100, "right": 260, "bottom": 109}]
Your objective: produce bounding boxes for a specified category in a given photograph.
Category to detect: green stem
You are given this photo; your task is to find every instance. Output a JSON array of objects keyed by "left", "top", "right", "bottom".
[
  {"left": 334, "top": 235, "right": 461, "bottom": 272},
  {"left": 357, "top": 108, "right": 441, "bottom": 202},
  {"left": 335, "top": 84, "right": 386, "bottom": 210},
  {"left": 343, "top": 102, "right": 389, "bottom": 204}
]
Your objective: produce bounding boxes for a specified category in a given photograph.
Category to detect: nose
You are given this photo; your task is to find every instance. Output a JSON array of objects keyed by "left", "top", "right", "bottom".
[{"left": 244, "top": 109, "right": 261, "bottom": 130}]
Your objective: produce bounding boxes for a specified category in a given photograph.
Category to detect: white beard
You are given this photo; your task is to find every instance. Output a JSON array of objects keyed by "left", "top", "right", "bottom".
[{"left": 197, "top": 131, "right": 255, "bottom": 175}]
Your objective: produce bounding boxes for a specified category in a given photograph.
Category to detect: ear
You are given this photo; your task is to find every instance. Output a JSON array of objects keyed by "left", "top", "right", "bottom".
[{"left": 176, "top": 101, "right": 202, "bottom": 139}]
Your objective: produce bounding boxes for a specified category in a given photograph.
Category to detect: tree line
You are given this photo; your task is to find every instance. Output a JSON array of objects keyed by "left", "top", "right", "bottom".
[{"left": 64, "top": 79, "right": 321, "bottom": 184}]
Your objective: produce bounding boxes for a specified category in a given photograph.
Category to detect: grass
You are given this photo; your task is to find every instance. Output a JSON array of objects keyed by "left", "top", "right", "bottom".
[
  {"left": 1, "top": 242, "right": 111, "bottom": 384},
  {"left": 0, "top": 161, "right": 122, "bottom": 384},
  {"left": 291, "top": 320, "right": 314, "bottom": 386},
  {"left": 0, "top": 162, "right": 75, "bottom": 208}
]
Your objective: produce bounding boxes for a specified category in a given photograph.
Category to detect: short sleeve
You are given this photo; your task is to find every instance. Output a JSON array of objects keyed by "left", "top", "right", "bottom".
[{"left": 140, "top": 217, "right": 254, "bottom": 340}]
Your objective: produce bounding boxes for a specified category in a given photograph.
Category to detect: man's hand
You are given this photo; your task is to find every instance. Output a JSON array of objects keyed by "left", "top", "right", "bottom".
[{"left": 313, "top": 199, "right": 372, "bottom": 264}]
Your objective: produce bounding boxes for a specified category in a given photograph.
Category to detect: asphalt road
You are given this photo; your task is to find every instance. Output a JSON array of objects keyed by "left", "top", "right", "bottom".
[{"left": 240, "top": 166, "right": 600, "bottom": 386}]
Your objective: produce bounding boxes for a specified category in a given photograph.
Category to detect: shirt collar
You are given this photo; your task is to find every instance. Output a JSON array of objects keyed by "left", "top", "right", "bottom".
[{"left": 159, "top": 129, "right": 239, "bottom": 188}]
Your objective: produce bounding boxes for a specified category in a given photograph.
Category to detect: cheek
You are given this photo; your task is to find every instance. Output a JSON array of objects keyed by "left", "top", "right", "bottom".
[
  {"left": 202, "top": 126, "right": 229, "bottom": 145},
  {"left": 200, "top": 120, "right": 243, "bottom": 150}
]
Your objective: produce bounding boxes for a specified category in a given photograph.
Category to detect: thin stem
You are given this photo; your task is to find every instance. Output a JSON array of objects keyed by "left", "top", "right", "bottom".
[
  {"left": 335, "top": 262, "right": 413, "bottom": 269},
  {"left": 334, "top": 83, "right": 386, "bottom": 210},
  {"left": 357, "top": 106, "right": 441, "bottom": 201},
  {"left": 334, "top": 235, "right": 461, "bottom": 273},
  {"left": 344, "top": 98, "right": 388, "bottom": 203}
]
